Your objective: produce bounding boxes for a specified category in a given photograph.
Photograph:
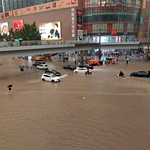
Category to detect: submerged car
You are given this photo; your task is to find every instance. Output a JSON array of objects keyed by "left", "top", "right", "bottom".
[
  {"left": 74, "top": 68, "right": 92, "bottom": 74},
  {"left": 78, "top": 64, "right": 94, "bottom": 69},
  {"left": 45, "top": 70, "right": 61, "bottom": 76},
  {"left": 41, "top": 74, "right": 61, "bottom": 82},
  {"left": 63, "top": 65, "right": 76, "bottom": 70},
  {"left": 130, "top": 71, "right": 150, "bottom": 78},
  {"left": 32, "top": 61, "right": 45, "bottom": 66},
  {"left": 36, "top": 64, "right": 48, "bottom": 70}
]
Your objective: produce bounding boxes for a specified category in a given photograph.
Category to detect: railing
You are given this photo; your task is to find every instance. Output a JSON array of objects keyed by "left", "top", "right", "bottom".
[{"left": 0, "top": 38, "right": 150, "bottom": 48}]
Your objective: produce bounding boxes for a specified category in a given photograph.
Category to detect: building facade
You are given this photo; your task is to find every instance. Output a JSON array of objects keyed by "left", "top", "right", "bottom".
[
  {"left": 0, "top": 0, "right": 58, "bottom": 12},
  {"left": 83, "top": 0, "right": 142, "bottom": 42},
  {"left": 0, "top": 0, "right": 149, "bottom": 42},
  {"left": 0, "top": 0, "right": 83, "bottom": 41}
]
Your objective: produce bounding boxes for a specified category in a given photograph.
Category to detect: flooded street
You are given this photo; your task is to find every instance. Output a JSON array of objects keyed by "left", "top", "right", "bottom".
[{"left": 0, "top": 58, "right": 150, "bottom": 150}]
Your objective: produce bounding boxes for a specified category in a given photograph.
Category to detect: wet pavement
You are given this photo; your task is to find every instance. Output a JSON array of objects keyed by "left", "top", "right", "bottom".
[{"left": 0, "top": 57, "right": 150, "bottom": 150}]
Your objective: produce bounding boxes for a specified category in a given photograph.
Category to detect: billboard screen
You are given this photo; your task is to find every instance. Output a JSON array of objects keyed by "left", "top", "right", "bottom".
[
  {"left": 0, "top": 22, "right": 9, "bottom": 35},
  {"left": 39, "top": 21, "right": 61, "bottom": 40},
  {"left": 13, "top": 20, "right": 24, "bottom": 31}
]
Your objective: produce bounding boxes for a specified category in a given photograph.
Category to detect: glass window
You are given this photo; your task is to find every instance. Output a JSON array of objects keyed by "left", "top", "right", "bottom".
[
  {"left": 127, "top": 23, "right": 134, "bottom": 32},
  {"left": 18, "top": 0, "right": 23, "bottom": 9},
  {"left": 112, "top": 23, "right": 124, "bottom": 32},
  {"left": 4, "top": 0, "right": 10, "bottom": 11},
  {"left": 0, "top": 0, "right": 3, "bottom": 12},
  {"left": 23, "top": 0, "right": 27, "bottom": 7}
]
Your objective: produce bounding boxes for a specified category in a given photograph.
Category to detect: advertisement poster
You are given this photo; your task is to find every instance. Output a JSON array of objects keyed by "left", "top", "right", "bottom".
[
  {"left": 0, "top": 22, "right": 9, "bottom": 35},
  {"left": 39, "top": 21, "right": 61, "bottom": 40},
  {"left": 13, "top": 20, "right": 24, "bottom": 31}
]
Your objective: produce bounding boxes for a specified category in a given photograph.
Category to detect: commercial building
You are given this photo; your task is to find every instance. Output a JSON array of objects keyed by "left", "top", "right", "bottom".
[{"left": 0, "top": 0, "right": 149, "bottom": 42}]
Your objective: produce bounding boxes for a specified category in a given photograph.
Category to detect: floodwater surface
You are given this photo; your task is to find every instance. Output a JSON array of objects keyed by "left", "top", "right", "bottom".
[{"left": 0, "top": 58, "right": 150, "bottom": 150}]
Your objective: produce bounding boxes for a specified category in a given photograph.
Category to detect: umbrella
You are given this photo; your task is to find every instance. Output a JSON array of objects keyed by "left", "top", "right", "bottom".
[{"left": 7, "top": 85, "right": 13, "bottom": 88}]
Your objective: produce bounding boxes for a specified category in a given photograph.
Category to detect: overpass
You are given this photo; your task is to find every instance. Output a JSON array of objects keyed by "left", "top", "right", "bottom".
[{"left": 0, "top": 40, "right": 148, "bottom": 59}]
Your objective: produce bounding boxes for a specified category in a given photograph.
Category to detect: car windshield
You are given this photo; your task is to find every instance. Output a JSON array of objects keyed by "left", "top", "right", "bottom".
[
  {"left": 70, "top": 65, "right": 74, "bottom": 68},
  {"left": 52, "top": 70, "right": 57, "bottom": 73},
  {"left": 51, "top": 74, "right": 56, "bottom": 78}
]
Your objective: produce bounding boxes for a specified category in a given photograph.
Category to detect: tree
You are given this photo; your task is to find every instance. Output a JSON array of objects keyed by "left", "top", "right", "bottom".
[
  {"left": 0, "top": 22, "right": 41, "bottom": 41},
  {"left": 20, "top": 22, "right": 41, "bottom": 40}
]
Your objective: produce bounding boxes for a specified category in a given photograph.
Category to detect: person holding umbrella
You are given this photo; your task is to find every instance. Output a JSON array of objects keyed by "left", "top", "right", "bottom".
[{"left": 7, "top": 85, "right": 13, "bottom": 93}]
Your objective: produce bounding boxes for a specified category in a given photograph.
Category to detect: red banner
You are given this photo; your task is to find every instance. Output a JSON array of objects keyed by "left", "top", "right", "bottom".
[
  {"left": 71, "top": 0, "right": 76, "bottom": 4},
  {"left": 77, "top": 10, "right": 82, "bottom": 17},
  {"left": 77, "top": 23, "right": 82, "bottom": 29},
  {"left": 111, "top": 29, "right": 117, "bottom": 35}
]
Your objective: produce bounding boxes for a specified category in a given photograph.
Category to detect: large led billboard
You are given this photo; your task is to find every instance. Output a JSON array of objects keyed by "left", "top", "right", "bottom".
[
  {"left": 13, "top": 20, "right": 24, "bottom": 31},
  {"left": 0, "top": 22, "right": 9, "bottom": 35},
  {"left": 39, "top": 21, "right": 61, "bottom": 40}
]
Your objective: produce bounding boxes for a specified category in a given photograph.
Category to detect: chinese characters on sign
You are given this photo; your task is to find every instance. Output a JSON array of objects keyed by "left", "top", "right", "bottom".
[
  {"left": 77, "top": 10, "right": 82, "bottom": 29},
  {"left": 71, "top": 8, "right": 75, "bottom": 37}
]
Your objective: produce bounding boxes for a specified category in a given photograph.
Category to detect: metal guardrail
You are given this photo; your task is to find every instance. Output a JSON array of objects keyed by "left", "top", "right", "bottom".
[{"left": 0, "top": 38, "right": 150, "bottom": 48}]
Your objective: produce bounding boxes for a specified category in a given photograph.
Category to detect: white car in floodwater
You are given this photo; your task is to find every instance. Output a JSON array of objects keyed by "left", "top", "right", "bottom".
[
  {"left": 74, "top": 67, "right": 92, "bottom": 74},
  {"left": 36, "top": 64, "right": 48, "bottom": 70},
  {"left": 41, "top": 73, "right": 61, "bottom": 82}
]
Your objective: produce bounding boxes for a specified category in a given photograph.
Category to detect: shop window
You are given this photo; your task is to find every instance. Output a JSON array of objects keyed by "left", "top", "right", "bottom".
[
  {"left": 134, "top": 0, "right": 141, "bottom": 8},
  {"left": 123, "top": 0, "right": 131, "bottom": 5},
  {"left": 93, "top": 23, "right": 107, "bottom": 33},
  {"left": 112, "top": 23, "right": 123, "bottom": 32},
  {"left": 127, "top": 23, "right": 134, "bottom": 32},
  {"left": 105, "top": 0, "right": 112, "bottom": 6}
]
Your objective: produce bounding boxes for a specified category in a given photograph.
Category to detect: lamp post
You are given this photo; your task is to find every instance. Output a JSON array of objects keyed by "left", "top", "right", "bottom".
[
  {"left": 146, "top": 45, "right": 149, "bottom": 62},
  {"left": 97, "top": 31, "right": 102, "bottom": 60}
]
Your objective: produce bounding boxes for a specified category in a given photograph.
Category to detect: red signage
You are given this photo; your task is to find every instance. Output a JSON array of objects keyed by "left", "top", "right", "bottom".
[
  {"left": 77, "top": 23, "right": 82, "bottom": 29},
  {"left": 111, "top": 29, "right": 117, "bottom": 35},
  {"left": 14, "top": 20, "right": 23, "bottom": 31},
  {"left": 45, "top": 4, "right": 51, "bottom": 9},
  {"left": 71, "top": 0, "right": 76, "bottom": 4},
  {"left": 77, "top": 10, "right": 82, "bottom": 17},
  {"left": 33, "top": 6, "right": 36, "bottom": 10},
  {"left": 52, "top": 2, "right": 56, "bottom": 8}
]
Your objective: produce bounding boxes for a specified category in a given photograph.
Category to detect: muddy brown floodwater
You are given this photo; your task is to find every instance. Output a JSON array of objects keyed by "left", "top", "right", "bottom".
[{"left": 0, "top": 58, "right": 150, "bottom": 150}]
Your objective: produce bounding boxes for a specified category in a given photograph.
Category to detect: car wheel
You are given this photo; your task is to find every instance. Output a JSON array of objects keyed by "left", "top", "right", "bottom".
[
  {"left": 51, "top": 80, "right": 54, "bottom": 82},
  {"left": 42, "top": 78, "right": 45, "bottom": 81},
  {"left": 75, "top": 71, "right": 78, "bottom": 73}
]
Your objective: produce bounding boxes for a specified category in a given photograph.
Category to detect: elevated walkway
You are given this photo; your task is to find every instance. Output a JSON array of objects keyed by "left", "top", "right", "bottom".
[{"left": 0, "top": 40, "right": 147, "bottom": 59}]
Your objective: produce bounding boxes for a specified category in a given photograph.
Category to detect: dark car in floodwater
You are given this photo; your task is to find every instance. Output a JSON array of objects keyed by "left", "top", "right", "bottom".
[
  {"left": 32, "top": 61, "right": 45, "bottom": 66},
  {"left": 63, "top": 65, "right": 76, "bottom": 70},
  {"left": 130, "top": 71, "right": 150, "bottom": 78},
  {"left": 78, "top": 64, "right": 94, "bottom": 69},
  {"left": 45, "top": 70, "right": 61, "bottom": 76}
]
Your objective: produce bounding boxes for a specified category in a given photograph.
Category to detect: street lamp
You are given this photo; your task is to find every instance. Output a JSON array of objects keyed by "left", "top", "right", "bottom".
[
  {"left": 146, "top": 45, "right": 149, "bottom": 62},
  {"left": 97, "top": 31, "right": 102, "bottom": 60}
]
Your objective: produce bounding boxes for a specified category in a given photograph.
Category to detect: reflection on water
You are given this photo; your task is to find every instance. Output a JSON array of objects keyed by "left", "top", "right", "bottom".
[{"left": 0, "top": 58, "right": 150, "bottom": 150}]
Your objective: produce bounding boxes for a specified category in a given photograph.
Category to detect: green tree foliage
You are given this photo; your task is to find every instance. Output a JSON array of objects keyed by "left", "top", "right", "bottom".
[{"left": 0, "top": 22, "right": 41, "bottom": 41}]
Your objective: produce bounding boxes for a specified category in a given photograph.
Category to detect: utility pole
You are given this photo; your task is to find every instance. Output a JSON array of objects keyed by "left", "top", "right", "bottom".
[
  {"left": 2, "top": 0, "right": 5, "bottom": 12},
  {"left": 146, "top": 46, "right": 149, "bottom": 62}
]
